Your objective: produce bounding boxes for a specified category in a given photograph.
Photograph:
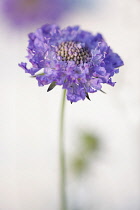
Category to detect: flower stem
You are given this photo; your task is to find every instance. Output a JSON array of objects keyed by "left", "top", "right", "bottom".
[{"left": 59, "top": 89, "right": 67, "bottom": 210}]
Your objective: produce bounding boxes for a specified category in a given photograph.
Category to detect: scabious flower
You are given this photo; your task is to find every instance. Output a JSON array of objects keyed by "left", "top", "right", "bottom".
[
  {"left": 2, "top": 0, "right": 68, "bottom": 27},
  {"left": 19, "top": 24, "right": 124, "bottom": 103}
]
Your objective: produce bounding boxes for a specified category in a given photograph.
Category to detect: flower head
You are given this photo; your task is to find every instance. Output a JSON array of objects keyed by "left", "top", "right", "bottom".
[
  {"left": 2, "top": 0, "right": 68, "bottom": 27},
  {"left": 19, "top": 24, "right": 124, "bottom": 102}
]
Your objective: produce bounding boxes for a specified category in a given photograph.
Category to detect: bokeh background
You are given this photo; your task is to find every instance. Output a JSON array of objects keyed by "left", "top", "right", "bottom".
[{"left": 0, "top": 0, "right": 140, "bottom": 209}]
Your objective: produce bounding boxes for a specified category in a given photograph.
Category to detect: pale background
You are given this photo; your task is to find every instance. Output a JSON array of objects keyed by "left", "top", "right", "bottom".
[{"left": 0, "top": 0, "right": 140, "bottom": 209}]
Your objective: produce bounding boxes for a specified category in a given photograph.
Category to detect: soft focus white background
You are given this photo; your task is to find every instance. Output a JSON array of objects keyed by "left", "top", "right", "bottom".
[{"left": 0, "top": 0, "right": 140, "bottom": 209}]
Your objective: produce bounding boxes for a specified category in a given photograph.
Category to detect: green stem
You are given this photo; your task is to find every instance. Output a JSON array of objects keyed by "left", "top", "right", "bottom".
[{"left": 59, "top": 89, "right": 67, "bottom": 210}]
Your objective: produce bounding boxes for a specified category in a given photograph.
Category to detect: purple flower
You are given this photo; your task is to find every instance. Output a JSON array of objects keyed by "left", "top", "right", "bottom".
[
  {"left": 19, "top": 24, "right": 124, "bottom": 103},
  {"left": 2, "top": 0, "right": 68, "bottom": 27}
]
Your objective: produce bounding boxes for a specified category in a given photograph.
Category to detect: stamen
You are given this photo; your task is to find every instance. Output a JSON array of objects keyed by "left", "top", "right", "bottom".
[{"left": 57, "top": 41, "right": 91, "bottom": 64}]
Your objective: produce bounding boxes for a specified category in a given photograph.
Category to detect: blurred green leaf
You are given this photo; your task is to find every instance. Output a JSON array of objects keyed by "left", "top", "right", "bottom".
[
  {"left": 70, "top": 131, "right": 100, "bottom": 176},
  {"left": 81, "top": 132, "right": 99, "bottom": 154},
  {"left": 71, "top": 155, "right": 87, "bottom": 175}
]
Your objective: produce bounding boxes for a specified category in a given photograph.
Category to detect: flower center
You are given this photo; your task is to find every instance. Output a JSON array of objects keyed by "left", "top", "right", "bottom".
[{"left": 57, "top": 41, "right": 91, "bottom": 65}]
